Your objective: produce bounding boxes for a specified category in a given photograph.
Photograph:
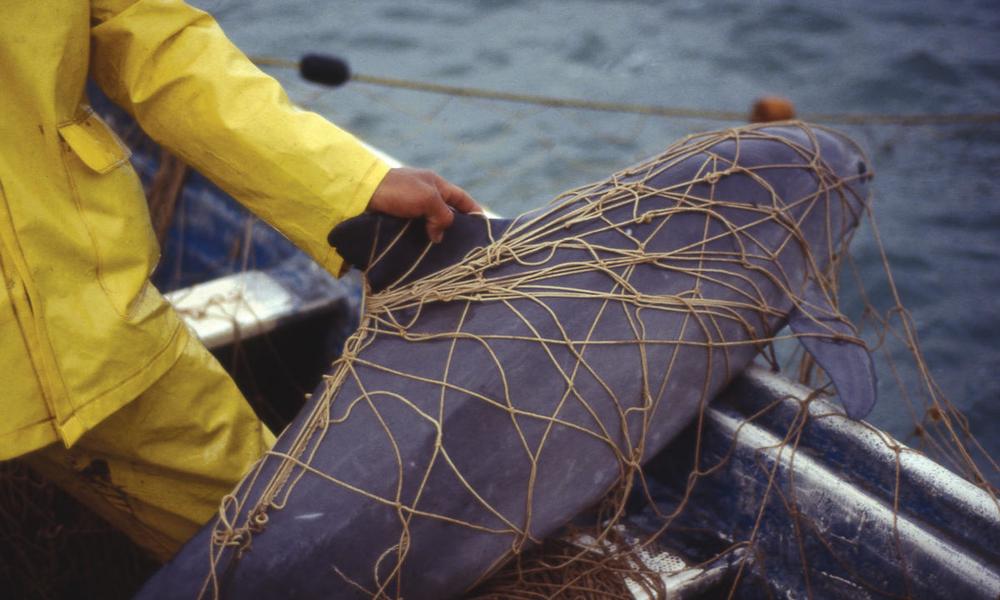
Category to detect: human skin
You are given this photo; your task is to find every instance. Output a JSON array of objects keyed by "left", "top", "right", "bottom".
[{"left": 368, "top": 168, "right": 482, "bottom": 243}]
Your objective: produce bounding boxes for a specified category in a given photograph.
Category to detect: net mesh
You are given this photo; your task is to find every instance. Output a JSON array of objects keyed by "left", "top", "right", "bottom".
[
  {"left": 191, "top": 122, "right": 998, "bottom": 598},
  {"left": 1, "top": 99, "right": 995, "bottom": 599}
]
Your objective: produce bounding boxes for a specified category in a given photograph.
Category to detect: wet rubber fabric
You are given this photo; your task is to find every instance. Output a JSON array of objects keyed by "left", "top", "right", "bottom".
[
  {"left": 25, "top": 334, "right": 276, "bottom": 562},
  {"left": 0, "top": 0, "right": 389, "bottom": 458}
]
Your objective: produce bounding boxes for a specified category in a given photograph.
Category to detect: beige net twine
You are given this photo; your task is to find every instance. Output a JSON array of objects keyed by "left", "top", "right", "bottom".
[
  {"left": 3, "top": 117, "right": 993, "bottom": 599},
  {"left": 185, "top": 121, "right": 1000, "bottom": 600}
]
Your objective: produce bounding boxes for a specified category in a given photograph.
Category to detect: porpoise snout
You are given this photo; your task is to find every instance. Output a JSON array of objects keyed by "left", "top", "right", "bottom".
[{"left": 808, "top": 126, "right": 873, "bottom": 238}]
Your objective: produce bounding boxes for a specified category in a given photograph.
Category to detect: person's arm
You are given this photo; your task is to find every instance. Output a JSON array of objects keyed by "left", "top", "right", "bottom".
[{"left": 89, "top": 0, "right": 475, "bottom": 273}]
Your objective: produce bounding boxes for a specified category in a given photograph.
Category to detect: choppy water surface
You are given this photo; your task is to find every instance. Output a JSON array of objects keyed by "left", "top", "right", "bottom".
[{"left": 196, "top": 0, "right": 999, "bottom": 458}]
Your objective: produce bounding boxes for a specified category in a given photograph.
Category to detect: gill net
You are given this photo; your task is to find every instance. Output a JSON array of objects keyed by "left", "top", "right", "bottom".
[
  {"left": 195, "top": 121, "right": 996, "bottom": 598},
  {"left": 1, "top": 103, "right": 996, "bottom": 600}
]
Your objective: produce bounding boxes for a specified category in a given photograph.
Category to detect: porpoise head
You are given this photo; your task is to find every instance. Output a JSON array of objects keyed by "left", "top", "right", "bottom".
[{"left": 760, "top": 125, "right": 872, "bottom": 249}]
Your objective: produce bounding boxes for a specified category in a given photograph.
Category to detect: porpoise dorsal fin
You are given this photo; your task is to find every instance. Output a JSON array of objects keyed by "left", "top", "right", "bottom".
[
  {"left": 328, "top": 212, "right": 510, "bottom": 293},
  {"left": 789, "top": 285, "right": 878, "bottom": 419}
]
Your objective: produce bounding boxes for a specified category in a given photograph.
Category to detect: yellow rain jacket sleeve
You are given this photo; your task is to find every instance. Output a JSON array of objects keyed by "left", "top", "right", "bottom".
[
  {"left": 0, "top": 0, "right": 388, "bottom": 460},
  {"left": 90, "top": 0, "right": 390, "bottom": 274}
]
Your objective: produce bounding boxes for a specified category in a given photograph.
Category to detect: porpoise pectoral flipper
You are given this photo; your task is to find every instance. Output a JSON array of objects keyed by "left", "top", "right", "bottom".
[
  {"left": 328, "top": 212, "right": 512, "bottom": 293},
  {"left": 789, "top": 284, "right": 877, "bottom": 419}
]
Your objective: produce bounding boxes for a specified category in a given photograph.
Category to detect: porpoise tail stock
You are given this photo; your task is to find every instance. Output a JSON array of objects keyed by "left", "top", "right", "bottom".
[{"left": 138, "top": 122, "right": 875, "bottom": 599}]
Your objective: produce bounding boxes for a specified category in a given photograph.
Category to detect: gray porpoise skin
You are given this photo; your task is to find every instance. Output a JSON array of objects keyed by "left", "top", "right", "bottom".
[{"left": 138, "top": 123, "right": 872, "bottom": 599}]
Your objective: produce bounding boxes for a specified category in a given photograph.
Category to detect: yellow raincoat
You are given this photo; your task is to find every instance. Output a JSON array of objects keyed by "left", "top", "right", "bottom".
[{"left": 0, "top": 0, "right": 389, "bottom": 460}]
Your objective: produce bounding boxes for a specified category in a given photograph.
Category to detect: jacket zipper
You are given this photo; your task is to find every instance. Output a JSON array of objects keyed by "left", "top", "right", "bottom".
[{"left": 0, "top": 178, "right": 62, "bottom": 422}]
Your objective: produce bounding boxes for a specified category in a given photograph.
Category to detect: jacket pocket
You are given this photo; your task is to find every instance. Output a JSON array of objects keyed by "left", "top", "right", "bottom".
[
  {"left": 57, "top": 108, "right": 132, "bottom": 174},
  {"left": 58, "top": 107, "right": 160, "bottom": 320}
]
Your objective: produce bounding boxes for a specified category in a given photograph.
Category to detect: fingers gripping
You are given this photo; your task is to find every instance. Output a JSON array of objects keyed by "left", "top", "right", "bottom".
[
  {"left": 439, "top": 178, "right": 480, "bottom": 215},
  {"left": 424, "top": 191, "right": 454, "bottom": 243},
  {"left": 426, "top": 175, "right": 480, "bottom": 243},
  {"left": 366, "top": 168, "right": 479, "bottom": 243}
]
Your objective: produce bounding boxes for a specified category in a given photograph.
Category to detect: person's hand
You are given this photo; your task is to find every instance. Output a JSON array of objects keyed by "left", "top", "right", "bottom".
[{"left": 367, "top": 168, "right": 481, "bottom": 243}]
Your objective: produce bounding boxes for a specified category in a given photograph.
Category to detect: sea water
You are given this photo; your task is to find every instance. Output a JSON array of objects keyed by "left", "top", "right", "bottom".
[{"left": 194, "top": 0, "right": 999, "bottom": 461}]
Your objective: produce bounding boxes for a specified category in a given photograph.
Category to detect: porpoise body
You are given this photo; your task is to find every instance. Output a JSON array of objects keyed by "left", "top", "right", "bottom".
[{"left": 138, "top": 123, "right": 874, "bottom": 599}]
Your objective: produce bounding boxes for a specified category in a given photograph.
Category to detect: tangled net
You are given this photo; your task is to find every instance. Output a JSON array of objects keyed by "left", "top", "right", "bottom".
[
  {"left": 179, "top": 121, "right": 1000, "bottom": 599},
  {"left": 2, "top": 119, "right": 995, "bottom": 599},
  {"left": 0, "top": 460, "right": 157, "bottom": 599}
]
